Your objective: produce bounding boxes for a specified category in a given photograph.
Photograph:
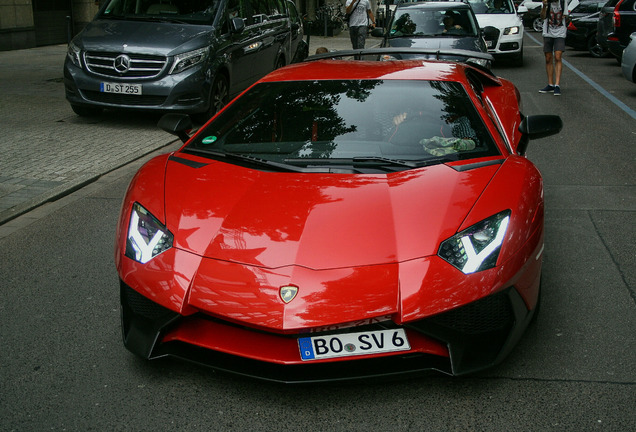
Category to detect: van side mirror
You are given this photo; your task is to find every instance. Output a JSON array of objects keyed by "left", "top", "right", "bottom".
[
  {"left": 158, "top": 113, "right": 193, "bottom": 143},
  {"left": 517, "top": 114, "right": 562, "bottom": 155},
  {"left": 231, "top": 17, "right": 245, "bottom": 33}
]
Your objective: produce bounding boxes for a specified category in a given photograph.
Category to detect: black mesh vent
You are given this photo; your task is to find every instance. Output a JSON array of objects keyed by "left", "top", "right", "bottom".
[
  {"left": 122, "top": 285, "right": 174, "bottom": 320},
  {"left": 425, "top": 290, "right": 513, "bottom": 334}
]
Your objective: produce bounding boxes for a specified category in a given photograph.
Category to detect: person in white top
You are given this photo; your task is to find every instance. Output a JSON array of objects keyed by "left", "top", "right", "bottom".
[
  {"left": 539, "top": 0, "right": 569, "bottom": 95},
  {"left": 346, "top": 0, "right": 375, "bottom": 50}
]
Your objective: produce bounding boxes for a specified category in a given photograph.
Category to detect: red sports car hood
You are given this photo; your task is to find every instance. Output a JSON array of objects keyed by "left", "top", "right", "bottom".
[{"left": 164, "top": 157, "right": 501, "bottom": 270}]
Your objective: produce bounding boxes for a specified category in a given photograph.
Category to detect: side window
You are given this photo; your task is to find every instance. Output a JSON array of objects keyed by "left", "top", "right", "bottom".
[
  {"left": 221, "top": 0, "right": 242, "bottom": 32},
  {"left": 249, "top": 0, "right": 269, "bottom": 22},
  {"left": 287, "top": 0, "right": 299, "bottom": 23},
  {"left": 268, "top": 0, "right": 286, "bottom": 17}
]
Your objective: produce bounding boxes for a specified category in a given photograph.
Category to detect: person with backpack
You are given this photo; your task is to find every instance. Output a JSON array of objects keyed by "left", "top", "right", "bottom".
[
  {"left": 539, "top": 0, "right": 569, "bottom": 96},
  {"left": 346, "top": 0, "right": 375, "bottom": 50}
]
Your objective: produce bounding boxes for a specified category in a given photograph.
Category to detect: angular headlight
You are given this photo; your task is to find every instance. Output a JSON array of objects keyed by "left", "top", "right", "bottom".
[
  {"left": 169, "top": 47, "right": 209, "bottom": 75},
  {"left": 504, "top": 26, "right": 520, "bottom": 35},
  {"left": 438, "top": 210, "right": 511, "bottom": 274},
  {"left": 125, "top": 203, "right": 173, "bottom": 264},
  {"left": 67, "top": 41, "right": 82, "bottom": 68},
  {"left": 467, "top": 57, "right": 490, "bottom": 68}
]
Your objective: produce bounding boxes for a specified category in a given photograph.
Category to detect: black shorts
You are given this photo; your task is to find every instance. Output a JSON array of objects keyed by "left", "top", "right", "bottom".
[{"left": 543, "top": 37, "right": 566, "bottom": 53}]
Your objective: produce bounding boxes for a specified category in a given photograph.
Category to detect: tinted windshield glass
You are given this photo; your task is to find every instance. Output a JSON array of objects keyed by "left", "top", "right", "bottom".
[
  {"left": 468, "top": 0, "right": 515, "bottom": 14},
  {"left": 101, "top": 0, "right": 221, "bottom": 23},
  {"left": 392, "top": 8, "right": 480, "bottom": 36},
  {"left": 187, "top": 80, "right": 499, "bottom": 170}
]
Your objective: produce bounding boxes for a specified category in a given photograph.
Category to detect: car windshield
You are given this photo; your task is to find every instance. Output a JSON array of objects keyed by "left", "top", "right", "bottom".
[
  {"left": 391, "top": 8, "right": 480, "bottom": 37},
  {"left": 468, "top": 0, "right": 515, "bottom": 14},
  {"left": 100, "top": 0, "right": 221, "bottom": 24},
  {"left": 186, "top": 79, "right": 499, "bottom": 172}
]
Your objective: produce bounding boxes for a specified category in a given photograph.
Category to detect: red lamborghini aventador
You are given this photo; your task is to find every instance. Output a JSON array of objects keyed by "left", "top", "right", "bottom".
[{"left": 115, "top": 49, "right": 562, "bottom": 383}]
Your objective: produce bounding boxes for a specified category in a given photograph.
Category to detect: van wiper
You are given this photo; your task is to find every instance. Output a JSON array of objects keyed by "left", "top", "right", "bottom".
[{"left": 127, "top": 16, "right": 188, "bottom": 24}]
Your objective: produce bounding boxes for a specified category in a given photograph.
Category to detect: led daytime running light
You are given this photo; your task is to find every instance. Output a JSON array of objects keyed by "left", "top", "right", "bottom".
[
  {"left": 438, "top": 211, "right": 511, "bottom": 274},
  {"left": 126, "top": 203, "right": 173, "bottom": 264}
]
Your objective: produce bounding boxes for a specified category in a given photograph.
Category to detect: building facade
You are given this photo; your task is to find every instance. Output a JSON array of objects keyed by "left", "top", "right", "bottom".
[{"left": 0, "top": 0, "right": 360, "bottom": 51}]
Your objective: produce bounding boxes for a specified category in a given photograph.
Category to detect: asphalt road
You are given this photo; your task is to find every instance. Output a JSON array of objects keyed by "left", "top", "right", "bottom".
[{"left": 0, "top": 33, "right": 634, "bottom": 431}]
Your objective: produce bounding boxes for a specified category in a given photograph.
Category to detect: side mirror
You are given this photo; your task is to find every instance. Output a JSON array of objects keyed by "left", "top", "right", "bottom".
[
  {"left": 371, "top": 27, "right": 385, "bottom": 37},
  {"left": 231, "top": 17, "right": 245, "bottom": 34},
  {"left": 158, "top": 113, "right": 193, "bottom": 143},
  {"left": 517, "top": 114, "right": 562, "bottom": 155}
]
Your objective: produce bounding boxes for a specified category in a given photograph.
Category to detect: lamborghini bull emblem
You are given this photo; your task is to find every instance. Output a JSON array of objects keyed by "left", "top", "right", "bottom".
[{"left": 279, "top": 285, "right": 298, "bottom": 304}]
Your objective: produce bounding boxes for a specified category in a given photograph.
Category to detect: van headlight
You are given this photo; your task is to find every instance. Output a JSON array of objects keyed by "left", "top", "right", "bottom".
[
  {"left": 169, "top": 47, "right": 209, "bottom": 74},
  {"left": 67, "top": 41, "right": 82, "bottom": 67},
  {"left": 438, "top": 211, "right": 510, "bottom": 274},
  {"left": 125, "top": 203, "right": 173, "bottom": 264}
]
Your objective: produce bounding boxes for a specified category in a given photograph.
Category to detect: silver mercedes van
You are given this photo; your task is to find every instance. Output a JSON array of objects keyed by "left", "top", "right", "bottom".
[{"left": 64, "top": 0, "right": 307, "bottom": 121}]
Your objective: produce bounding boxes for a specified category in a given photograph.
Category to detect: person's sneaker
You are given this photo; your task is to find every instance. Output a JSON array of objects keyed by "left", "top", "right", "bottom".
[
  {"left": 539, "top": 84, "right": 555, "bottom": 93},
  {"left": 553, "top": 85, "right": 561, "bottom": 96}
]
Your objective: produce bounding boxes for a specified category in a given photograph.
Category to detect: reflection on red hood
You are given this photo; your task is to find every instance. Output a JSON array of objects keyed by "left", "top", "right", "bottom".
[{"left": 164, "top": 156, "right": 499, "bottom": 270}]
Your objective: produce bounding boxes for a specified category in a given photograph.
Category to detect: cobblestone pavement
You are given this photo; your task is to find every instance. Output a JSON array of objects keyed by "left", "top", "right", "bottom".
[{"left": 0, "top": 31, "right": 367, "bottom": 230}]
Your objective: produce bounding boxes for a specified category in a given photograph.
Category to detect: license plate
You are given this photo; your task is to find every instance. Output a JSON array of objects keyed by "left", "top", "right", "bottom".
[
  {"left": 298, "top": 329, "right": 410, "bottom": 361},
  {"left": 100, "top": 82, "right": 142, "bottom": 95}
]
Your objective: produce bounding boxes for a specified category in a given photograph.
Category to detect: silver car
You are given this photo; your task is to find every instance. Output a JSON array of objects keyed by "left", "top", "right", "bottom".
[{"left": 621, "top": 32, "right": 636, "bottom": 83}]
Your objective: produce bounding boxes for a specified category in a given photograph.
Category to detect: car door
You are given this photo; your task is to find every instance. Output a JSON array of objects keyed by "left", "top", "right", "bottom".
[{"left": 222, "top": 0, "right": 271, "bottom": 94}]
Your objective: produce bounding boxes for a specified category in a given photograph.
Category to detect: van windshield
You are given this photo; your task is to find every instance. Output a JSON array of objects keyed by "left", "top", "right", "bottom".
[{"left": 100, "top": 0, "right": 221, "bottom": 24}]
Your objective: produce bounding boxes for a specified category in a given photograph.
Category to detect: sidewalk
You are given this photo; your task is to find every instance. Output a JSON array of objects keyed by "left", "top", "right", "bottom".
[{"left": 0, "top": 32, "right": 367, "bottom": 230}]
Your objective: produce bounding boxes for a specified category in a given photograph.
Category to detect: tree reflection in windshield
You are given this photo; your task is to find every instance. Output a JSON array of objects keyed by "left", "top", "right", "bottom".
[{"left": 190, "top": 79, "right": 498, "bottom": 165}]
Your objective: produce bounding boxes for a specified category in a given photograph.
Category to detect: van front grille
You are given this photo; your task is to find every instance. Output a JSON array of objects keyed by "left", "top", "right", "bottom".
[{"left": 84, "top": 51, "right": 167, "bottom": 79}]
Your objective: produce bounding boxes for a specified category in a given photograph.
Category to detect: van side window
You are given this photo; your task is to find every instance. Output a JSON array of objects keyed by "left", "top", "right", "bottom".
[
  {"left": 268, "top": 0, "right": 286, "bottom": 18},
  {"left": 221, "top": 0, "right": 242, "bottom": 32}
]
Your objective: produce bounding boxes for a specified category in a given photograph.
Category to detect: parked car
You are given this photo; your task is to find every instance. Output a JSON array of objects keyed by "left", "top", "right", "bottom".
[
  {"left": 621, "top": 32, "right": 636, "bottom": 81},
  {"left": 115, "top": 47, "right": 562, "bottom": 383},
  {"left": 371, "top": 1, "right": 491, "bottom": 67},
  {"left": 519, "top": 0, "right": 582, "bottom": 31},
  {"left": 597, "top": 0, "right": 621, "bottom": 56},
  {"left": 606, "top": 0, "right": 636, "bottom": 60},
  {"left": 566, "top": 0, "right": 610, "bottom": 56},
  {"left": 64, "top": 0, "right": 307, "bottom": 122},
  {"left": 467, "top": 0, "right": 525, "bottom": 65},
  {"left": 520, "top": 1, "right": 544, "bottom": 32}
]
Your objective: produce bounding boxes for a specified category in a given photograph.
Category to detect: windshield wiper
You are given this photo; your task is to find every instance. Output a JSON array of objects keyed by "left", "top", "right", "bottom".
[
  {"left": 184, "top": 148, "right": 308, "bottom": 172},
  {"left": 124, "top": 15, "right": 188, "bottom": 24}
]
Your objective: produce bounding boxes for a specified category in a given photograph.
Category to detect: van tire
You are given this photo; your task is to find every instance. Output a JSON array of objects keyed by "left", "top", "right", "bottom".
[{"left": 195, "top": 74, "right": 229, "bottom": 124}]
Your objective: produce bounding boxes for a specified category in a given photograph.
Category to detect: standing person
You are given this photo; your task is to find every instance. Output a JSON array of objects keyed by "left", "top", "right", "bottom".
[
  {"left": 539, "top": 0, "right": 568, "bottom": 96},
  {"left": 346, "top": 0, "right": 375, "bottom": 50}
]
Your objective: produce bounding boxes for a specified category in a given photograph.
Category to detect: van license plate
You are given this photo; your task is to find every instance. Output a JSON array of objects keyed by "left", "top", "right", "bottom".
[
  {"left": 100, "top": 82, "right": 142, "bottom": 95},
  {"left": 298, "top": 329, "right": 410, "bottom": 361}
]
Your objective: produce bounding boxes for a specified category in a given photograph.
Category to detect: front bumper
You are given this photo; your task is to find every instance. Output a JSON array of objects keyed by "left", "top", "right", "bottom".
[
  {"left": 483, "top": 26, "right": 523, "bottom": 58},
  {"left": 120, "top": 280, "right": 536, "bottom": 383},
  {"left": 64, "top": 58, "right": 210, "bottom": 114}
]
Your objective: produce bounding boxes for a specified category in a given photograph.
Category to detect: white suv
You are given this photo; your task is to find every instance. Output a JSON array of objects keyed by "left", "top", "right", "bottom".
[{"left": 468, "top": 0, "right": 525, "bottom": 65}]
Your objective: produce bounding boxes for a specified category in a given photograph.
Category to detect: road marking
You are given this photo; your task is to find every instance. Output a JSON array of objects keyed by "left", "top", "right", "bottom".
[{"left": 526, "top": 32, "right": 636, "bottom": 120}]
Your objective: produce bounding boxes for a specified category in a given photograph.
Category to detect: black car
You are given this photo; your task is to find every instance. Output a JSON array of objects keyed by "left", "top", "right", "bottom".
[
  {"left": 371, "top": 1, "right": 491, "bottom": 68},
  {"left": 566, "top": 0, "right": 609, "bottom": 57},
  {"left": 597, "top": 0, "right": 620, "bottom": 56},
  {"left": 64, "top": 0, "right": 308, "bottom": 122},
  {"left": 522, "top": 4, "right": 544, "bottom": 32},
  {"left": 606, "top": 0, "right": 636, "bottom": 60}
]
